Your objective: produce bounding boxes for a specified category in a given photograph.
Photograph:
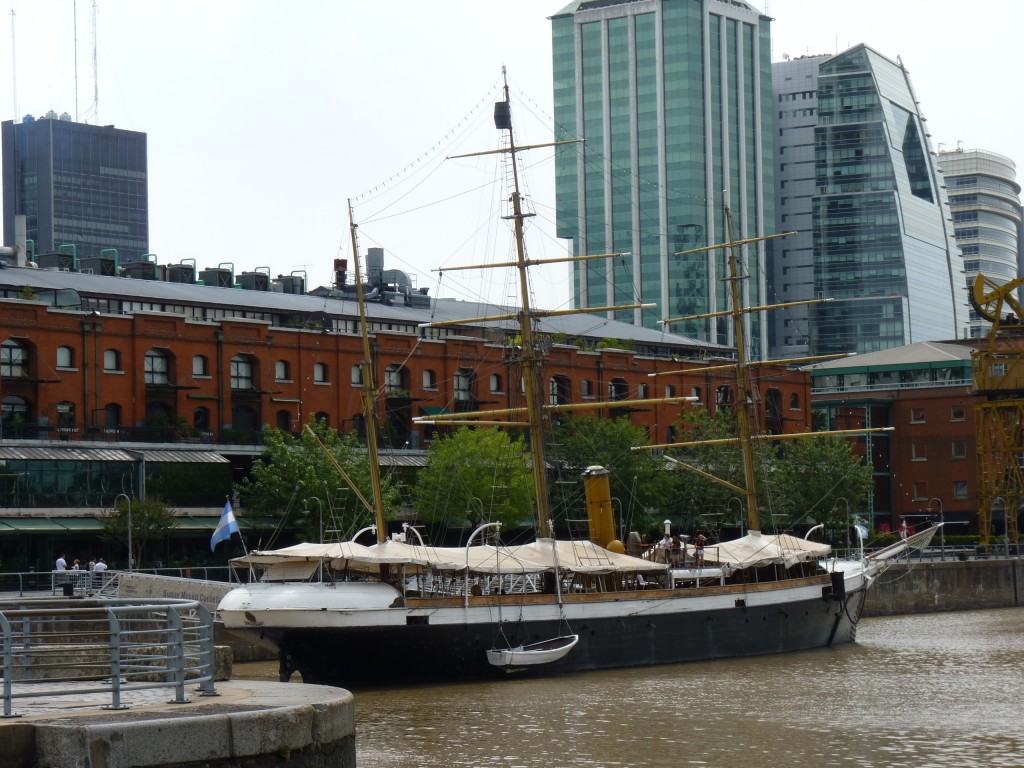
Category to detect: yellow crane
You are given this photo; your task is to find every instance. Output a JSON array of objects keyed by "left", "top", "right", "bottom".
[{"left": 970, "top": 274, "right": 1024, "bottom": 549}]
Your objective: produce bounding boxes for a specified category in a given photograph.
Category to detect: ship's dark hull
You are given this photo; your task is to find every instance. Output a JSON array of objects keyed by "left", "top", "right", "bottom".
[{"left": 266, "top": 585, "right": 867, "bottom": 687}]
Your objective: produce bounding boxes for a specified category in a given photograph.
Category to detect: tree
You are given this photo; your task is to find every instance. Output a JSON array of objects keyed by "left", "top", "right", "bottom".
[
  {"left": 412, "top": 427, "right": 533, "bottom": 532},
  {"left": 666, "top": 409, "right": 873, "bottom": 540},
  {"left": 661, "top": 409, "right": 760, "bottom": 535},
  {"left": 547, "top": 415, "right": 673, "bottom": 536},
  {"left": 771, "top": 432, "right": 874, "bottom": 541},
  {"left": 101, "top": 496, "right": 178, "bottom": 569},
  {"left": 235, "top": 418, "right": 399, "bottom": 542}
]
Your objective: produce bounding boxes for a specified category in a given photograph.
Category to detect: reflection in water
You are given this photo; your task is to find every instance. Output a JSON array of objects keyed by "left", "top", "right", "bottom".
[{"left": 237, "top": 608, "right": 1024, "bottom": 767}]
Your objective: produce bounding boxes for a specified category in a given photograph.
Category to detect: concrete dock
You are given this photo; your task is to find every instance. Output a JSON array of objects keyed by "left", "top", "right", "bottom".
[{"left": 2, "top": 679, "right": 355, "bottom": 768}]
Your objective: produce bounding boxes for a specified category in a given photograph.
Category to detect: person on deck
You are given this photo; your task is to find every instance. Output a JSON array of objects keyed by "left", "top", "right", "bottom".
[
  {"left": 694, "top": 534, "right": 708, "bottom": 568},
  {"left": 659, "top": 533, "right": 672, "bottom": 564},
  {"left": 670, "top": 535, "right": 682, "bottom": 568}
]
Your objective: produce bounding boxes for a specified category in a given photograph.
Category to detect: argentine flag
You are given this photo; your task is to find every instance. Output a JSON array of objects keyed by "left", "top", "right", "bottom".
[{"left": 211, "top": 500, "right": 240, "bottom": 551}]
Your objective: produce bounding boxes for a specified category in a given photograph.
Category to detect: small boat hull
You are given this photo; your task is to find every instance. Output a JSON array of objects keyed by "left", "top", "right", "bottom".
[{"left": 487, "top": 634, "right": 579, "bottom": 669}]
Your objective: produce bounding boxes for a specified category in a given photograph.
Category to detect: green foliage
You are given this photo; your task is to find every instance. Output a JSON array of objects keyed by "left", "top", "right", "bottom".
[
  {"left": 663, "top": 410, "right": 872, "bottom": 540},
  {"left": 17, "top": 284, "right": 38, "bottom": 301},
  {"left": 771, "top": 432, "right": 874, "bottom": 537},
  {"left": 101, "top": 496, "right": 178, "bottom": 568},
  {"left": 596, "top": 337, "right": 634, "bottom": 351},
  {"left": 412, "top": 427, "right": 533, "bottom": 531},
  {"left": 663, "top": 409, "right": 757, "bottom": 531},
  {"left": 548, "top": 415, "right": 672, "bottom": 533},
  {"left": 235, "top": 418, "right": 399, "bottom": 541}
]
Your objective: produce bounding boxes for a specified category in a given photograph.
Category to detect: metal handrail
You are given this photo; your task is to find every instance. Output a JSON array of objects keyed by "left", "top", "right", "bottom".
[
  {"left": 0, "top": 567, "right": 240, "bottom": 598},
  {"left": 0, "top": 598, "right": 216, "bottom": 717}
]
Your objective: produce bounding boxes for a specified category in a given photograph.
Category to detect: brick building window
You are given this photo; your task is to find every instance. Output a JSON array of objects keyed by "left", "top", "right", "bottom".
[
  {"left": 953, "top": 481, "right": 968, "bottom": 499},
  {"left": 103, "top": 349, "right": 121, "bottom": 373},
  {"left": 951, "top": 441, "right": 967, "bottom": 460},
  {"left": 192, "top": 355, "right": 209, "bottom": 377},
  {"left": 56, "top": 346, "right": 74, "bottom": 369},
  {"left": 313, "top": 363, "right": 329, "bottom": 384},
  {"left": 910, "top": 407, "right": 925, "bottom": 423},
  {"left": 144, "top": 349, "right": 169, "bottom": 385},
  {"left": 230, "top": 355, "right": 254, "bottom": 390},
  {"left": 1, "top": 339, "right": 28, "bottom": 378}
]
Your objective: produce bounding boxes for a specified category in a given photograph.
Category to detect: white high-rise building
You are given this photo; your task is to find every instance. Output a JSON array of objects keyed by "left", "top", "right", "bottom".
[{"left": 937, "top": 148, "right": 1022, "bottom": 338}]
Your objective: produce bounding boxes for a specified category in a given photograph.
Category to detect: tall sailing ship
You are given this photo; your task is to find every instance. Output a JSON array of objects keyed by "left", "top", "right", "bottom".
[{"left": 216, "top": 74, "right": 934, "bottom": 687}]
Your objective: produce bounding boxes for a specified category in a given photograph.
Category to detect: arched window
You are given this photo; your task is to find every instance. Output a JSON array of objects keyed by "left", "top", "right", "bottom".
[
  {"left": 384, "top": 365, "right": 405, "bottom": 394},
  {"left": 454, "top": 369, "right": 474, "bottom": 402},
  {"left": 230, "top": 355, "right": 255, "bottom": 390},
  {"left": 582, "top": 380, "right": 594, "bottom": 398},
  {"left": 145, "top": 401, "right": 173, "bottom": 428},
  {"left": 1, "top": 395, "right": 29, "bottom": 434},
  {"left": 351, "top": 365, "right": 362, "bottom": 386},
  {"left": 231, "top": 404, "right": 259, "bottom": 432},
  {"left": 313, "top": 362, "right": 329, "bottom": 383},
  {"left": 638, "top": 382, "right": 649, "bottom": 399},
  {"left": 789, "top": 392, "right": 801, "bottom": 411},
  {"left": 314, "top": 411, "right": 330, "bottom": 427},
  {"left": 103, "top": 349, "right": 121, "bottom": 372},
  {"left": 422, "top": 369, "right": 437, "bottom": 389},
  {"left": 276, "top": 409, "right": 292, "bottom": 431},
  {"left": 275, "top": 360, "right": 290, "bottom": 381},
  {"left": 1, "top": 339, "right": 28, "bottom": 378},
  {"left": 103, "top": 402, "right": 121, "bottom": 430},
  {"left": 57, "top": 401, "right": 76, "bottom": 430},
  {"left": 489, "top": 373, "right": 503, "bottom": 394},
  {"left": 56, "top": 346, "right": 75, "bottom": 369},
  {"left": 193, "top": 406, "right": 210, "bottom": 432},
  {"left": 549, "top": 375, "right": 571, "bottom": 406},
  {"left": 192, "top": 355, "right": 209, "bottom": 377},
  {"left": 765, "top": 388, "right": 783, "bottom": 435},
  {"left": 608, "top": 377, "right": 628, "bottom": 402},
  {"left": 716, "top": 385, "right": 733, "bottom": 406},
  {"left": 144, "top": 348, "right": 170, "bottom": 385}
]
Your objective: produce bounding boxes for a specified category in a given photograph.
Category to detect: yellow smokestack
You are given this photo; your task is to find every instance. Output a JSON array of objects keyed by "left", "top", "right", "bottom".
[{"left": 582, "top": 466, "right": 619, "bottom": 550}]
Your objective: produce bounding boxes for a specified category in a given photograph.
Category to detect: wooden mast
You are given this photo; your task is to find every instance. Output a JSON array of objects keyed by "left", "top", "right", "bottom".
[
  {"left": 347, "top": 199, "right": 388, "bottom": 544},
  {"left": 495, "top": 68, "right": 552, "bottom": 537},
  {"left": 722, "top": 205, "right": 761, "bottom": 535}
]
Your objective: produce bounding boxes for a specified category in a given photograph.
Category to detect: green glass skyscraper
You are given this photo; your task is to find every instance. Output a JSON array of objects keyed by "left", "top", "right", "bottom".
[{"left": 551, "top": 0, "right": 774, "bottom": 354}]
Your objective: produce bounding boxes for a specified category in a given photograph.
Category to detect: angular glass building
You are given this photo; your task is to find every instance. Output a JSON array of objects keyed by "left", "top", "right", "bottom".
[
  {"left": 809, "top": 45, "right": 966, "bottom": 355},
  {"left": 551, "top": 0, "right": 775, "bottom": 353},
  {"left": 2, "top": 113, "right": 149, "bottom": 262}
]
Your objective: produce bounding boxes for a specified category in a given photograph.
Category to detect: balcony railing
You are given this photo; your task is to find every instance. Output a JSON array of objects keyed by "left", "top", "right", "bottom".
[{"left": 0, "top": 424, "right": 264, "bottom": 446}]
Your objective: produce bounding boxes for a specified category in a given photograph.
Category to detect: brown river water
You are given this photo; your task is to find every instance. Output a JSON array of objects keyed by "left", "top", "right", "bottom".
[{"left": 235, "top": 607, "right": 1024, "bottom": 767}]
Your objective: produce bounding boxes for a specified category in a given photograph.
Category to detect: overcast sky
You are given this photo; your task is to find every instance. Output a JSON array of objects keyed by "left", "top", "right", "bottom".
[{"left": 2, "top": 1, "right": 1021, "bottom": 312}]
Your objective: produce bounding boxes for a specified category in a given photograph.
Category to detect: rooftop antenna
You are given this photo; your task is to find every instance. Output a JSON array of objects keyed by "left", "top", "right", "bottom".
[
  {"left": 9, "top": 3, "right": 16, "bottom": 119},
  {"left": 73, "top": 0, "right": 79, "bottom": 120},
  {"left": 91, "top": 0, "right": 98, "bottom": 123}
]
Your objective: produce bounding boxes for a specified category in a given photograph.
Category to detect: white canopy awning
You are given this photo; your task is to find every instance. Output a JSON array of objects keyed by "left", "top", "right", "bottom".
[
  {"left": 233, "top": 537, "right": 668, "bottom": 576},
  {"left": 707, "top": 532, "right": 830, "bottom": 569}
]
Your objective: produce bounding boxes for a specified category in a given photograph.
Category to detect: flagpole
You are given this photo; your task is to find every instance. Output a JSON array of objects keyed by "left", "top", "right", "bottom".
[{"left": 229, "top": 493, "right": 249, "bottom": 555}]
